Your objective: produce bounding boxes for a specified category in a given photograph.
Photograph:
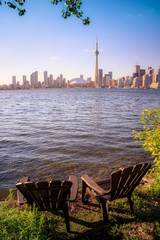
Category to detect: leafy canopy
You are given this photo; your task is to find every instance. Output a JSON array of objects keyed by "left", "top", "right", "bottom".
[
  {"left": 133, "top": 108, "right": 160, "bottom": 172},
  {"left": 0, "top": 0, "right": 90, "bottom": 25}
]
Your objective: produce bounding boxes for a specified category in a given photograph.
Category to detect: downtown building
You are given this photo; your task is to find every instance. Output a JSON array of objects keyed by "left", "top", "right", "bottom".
[
  {"left": 30, "top": 71, "right": 40, "bottom": 88},
  {"left": 132, "top": 65, "right": 146, "bottom": 88}
]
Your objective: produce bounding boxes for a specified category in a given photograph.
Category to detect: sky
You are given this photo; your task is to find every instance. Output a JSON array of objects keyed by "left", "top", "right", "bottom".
[{"left": 0, "top": 0, "right": 160, "bottom": 85}]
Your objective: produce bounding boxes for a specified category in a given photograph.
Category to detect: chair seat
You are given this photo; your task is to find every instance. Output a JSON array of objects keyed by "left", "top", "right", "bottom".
[{"left": 96, "top": 178, "right": 111, "bottom": 192}]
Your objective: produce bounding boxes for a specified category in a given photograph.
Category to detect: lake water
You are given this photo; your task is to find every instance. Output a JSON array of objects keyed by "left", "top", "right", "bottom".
[{"left": 0, "top": 88, "right": 159, "bottom": 199}]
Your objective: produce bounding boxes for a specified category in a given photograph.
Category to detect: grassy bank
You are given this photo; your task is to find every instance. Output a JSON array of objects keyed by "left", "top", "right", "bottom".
[{"left": 0, "top": 170, "right": 160, "bottom": 240}]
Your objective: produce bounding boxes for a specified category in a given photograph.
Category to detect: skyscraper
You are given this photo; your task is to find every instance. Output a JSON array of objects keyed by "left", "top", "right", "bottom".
[
  {"left": 30, "top": 71, "right": 38, "bottom": 88},
  {"left": 140, "top": 69, "right": 146, "bottom": 76},
  {"left": 143, "top": 74, "right": 150, "bottom": 88},
  {"left": 12, "top": 76, "right": 16, "bottom": 87},
  {"left": 49, "top": 74, "right": 53, "bottom": 87},
  {"left": 30, "top": 73, "right": 35, "bottom": 87},
  {"left": 23, "top": 75, "right": 27, "bottom": 87},
  {"left": 44, "top": 71, "right": 48, "bottom": 87},
  {"left": 98, "top": 69, "right": 103, "bottom": 86},
  {"left": 108, "top": 72, "right": 113, "bottom": 79},
  {"left": 134, "top": 65, "right": 140, "bottom": 76},
  {"left": 35, "top": 71, "right": 38, "bottom": 87},
  {"left": 94, "top": 38, "right": 99, "bottom": 87}
]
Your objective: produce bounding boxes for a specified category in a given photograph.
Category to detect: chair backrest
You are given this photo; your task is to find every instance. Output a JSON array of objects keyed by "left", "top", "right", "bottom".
[
  {"left": 16, "top": 180, "right": 72, "bottom": 210},
  {"left": 110, "top": 163, "right": 151, "bottom": 200}
]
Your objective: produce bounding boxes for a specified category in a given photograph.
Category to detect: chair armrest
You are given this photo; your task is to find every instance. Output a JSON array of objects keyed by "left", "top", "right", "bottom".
[
  {"left": 68, "top": 175, "right": 79, "bottom": 202},
  {"left": 81, "top": 174, "right": 108, "bottom": 196}
]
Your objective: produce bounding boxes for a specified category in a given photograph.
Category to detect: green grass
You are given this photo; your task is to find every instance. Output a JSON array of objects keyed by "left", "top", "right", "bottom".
[
  {"left": 0, "top": 199, "right": 55, "bottom": 239},
  {"left": 1, "top": 174, "right": 160, "bottom": 240}
]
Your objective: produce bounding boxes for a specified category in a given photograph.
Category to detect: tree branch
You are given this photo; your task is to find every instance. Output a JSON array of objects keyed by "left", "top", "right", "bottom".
[{"left": 1, "top": 0, "right": 90, "bottom": 24}]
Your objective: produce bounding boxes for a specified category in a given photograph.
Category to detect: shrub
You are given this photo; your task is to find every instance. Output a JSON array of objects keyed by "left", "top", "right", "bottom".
[
  {"left": 133, "top": 108, "right": 160, "bottom": 173},
  {"left": 0, "top": 201, "right": 51, "bottom": 240}
]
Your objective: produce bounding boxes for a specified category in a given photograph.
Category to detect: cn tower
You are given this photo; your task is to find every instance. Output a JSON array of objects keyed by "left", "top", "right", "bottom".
[{"left": 94, "top": 37, "right": 99, "bottom": 87}]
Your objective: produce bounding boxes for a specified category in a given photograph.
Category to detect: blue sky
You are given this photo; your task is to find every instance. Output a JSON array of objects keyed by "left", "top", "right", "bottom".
[{"left": 0, "top": 0, "right": 160, "bottom": 84}]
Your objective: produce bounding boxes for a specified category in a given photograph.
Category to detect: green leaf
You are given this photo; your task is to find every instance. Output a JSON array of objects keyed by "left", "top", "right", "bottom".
[
  {"left": 83, "top": 17, "right": 90, "bottom": 25},
  {"left": 18, "top": 9, "right": 26, "bottom": 16},
  {"left": 7, "top": 2, "right": 16, "bottom": 9}
]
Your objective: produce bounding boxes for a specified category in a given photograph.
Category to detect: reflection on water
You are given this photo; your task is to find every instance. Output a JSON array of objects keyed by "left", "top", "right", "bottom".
[{"left": 0, "top": 88, "right": 159, "bottom": 199}]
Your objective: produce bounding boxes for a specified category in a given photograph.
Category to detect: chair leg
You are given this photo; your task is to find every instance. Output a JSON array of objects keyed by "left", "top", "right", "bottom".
[
  {"left": 63, "top": 202, "right": 70, "bottom": 232},
  {"left": 82, "top": 180, "right": 87, "bottom": 203},
  {"left": 127, "top": 195, "right": 134, "bottom": 214},
  {"left": 99, "top": 198, "right": 109, "bottom": 223}
]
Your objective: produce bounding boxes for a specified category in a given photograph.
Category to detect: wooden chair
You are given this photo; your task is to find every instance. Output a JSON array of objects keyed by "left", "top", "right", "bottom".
[
  {"left": 16, "top": 175, "right": 78, "bottom": 232},
  {"left": 81, "top": 163, "right": 151, "bottom": 223}
]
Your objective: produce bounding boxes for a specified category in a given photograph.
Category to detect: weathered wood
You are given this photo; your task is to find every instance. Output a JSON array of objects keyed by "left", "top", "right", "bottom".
[
  {"left": 81, "top": 163, "right": 151, "bottom": 222},
  {"left": 24, "top": 182, "right": 45, "bottom": 210},
  {"left": 125, "top": 163, "right": 151, "bottom": 196},
  {"left": 82, "top": 180, "right": 87, "bottom": 202},
  {"left": 99, "top": 198, "right": 108, "bottom": 223},
  {"left": 110, "top": 169, "right": 122, "bottom": 199},
  {"left": 112, "top": 166, "right": 133, "bottom": 199},
  {"left": 95, "top": 178, "right": 110, "bottom": 191},
  {"left": 133, "top": 163, "right": 151, "bottom": 186},
  {"left": 16, "top": 177, "right": 30, "bottom": 205},
  {"left": 127, "top": 195, "right": 134, "bottom": 214},
  {"left": 58, "top": 181, "right": 72, "bottom": 209},
  {"left": 81, "top": 174, "right": 108, "bottom": 195},
  {"left": 36, "top": 181, "right": 50, "bottom": 210},
  {"left": 121, "top": 164, "right": 143, "bottom": 197},
  {"left": 16, "top": 183, "right": 33, "bottom": 205},
  {"left": 63, "top": 202, "right": 70, "bottom": 232},
  {"left": 68, "top": 175, "right": 79, "bottom": 201},
  {"left": 50, "top": 181, "right": 61, "bottom": 209}
]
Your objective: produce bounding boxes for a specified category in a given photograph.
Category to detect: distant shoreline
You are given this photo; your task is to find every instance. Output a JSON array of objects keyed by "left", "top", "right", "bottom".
[{"left": 0, "top": 87, "right": 160, "bottom": 91}]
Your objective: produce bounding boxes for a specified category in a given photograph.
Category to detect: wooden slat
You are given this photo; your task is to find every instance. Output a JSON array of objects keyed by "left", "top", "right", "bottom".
[
  {"left": 112, "top": 166, "right": 133, "bottom": 199},
  {"left": 50, "top": 181, "right": 61, "bottom": 210},
  {"left": 16, "top": 182, "right": 34, "bottom": 205},
  {"left": 96, "top": 178, "right": 111, "bottom": 191},
  {"left": 132, "top": 163, "right": 151, "bottom": 185},
  {"left": 110, "top": 169, "right": 122, "bottom": 198},
  {"left": 125, "top": 163, "right": 151, "bottom": 196},
  {"left": 122, "top": 164, "right": 143, "bottom": 196},
  {"left": 16, "top": 177, "right": 30, "bottom": 204},
  {"left": 81, "top": 174, "right": 108, "bottom": 195},
  {"left": 68, "top": 175, "right": 78, "bottom": 201},
  {"left": 113, "top": 164, "right": 145, "bottom": 198},
  {"left": 24, "top": 182, "right": 44, "bottom": 210},
  {"left": 36, "top": 181, "right": 50, "bottom": 210},
  {"left": 117, "top": 165, "right": 142, "bottom": 198},
  {"left": 110, "top": 163, "right": 151, "bottom": 199},
  {"left": 96, "top": 178, "right": 110, "bottom": 185},
  {"left": 57, "top": 181, "right": 72, "bottom": 209}
]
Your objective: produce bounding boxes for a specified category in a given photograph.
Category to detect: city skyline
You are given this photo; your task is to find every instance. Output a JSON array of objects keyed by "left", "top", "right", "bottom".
[
  {"left": 1, "top": 63, "right": 160, "bottom": 90},
  {"left": 0, "top": 0, "right": 160, "bottom": 85}
]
